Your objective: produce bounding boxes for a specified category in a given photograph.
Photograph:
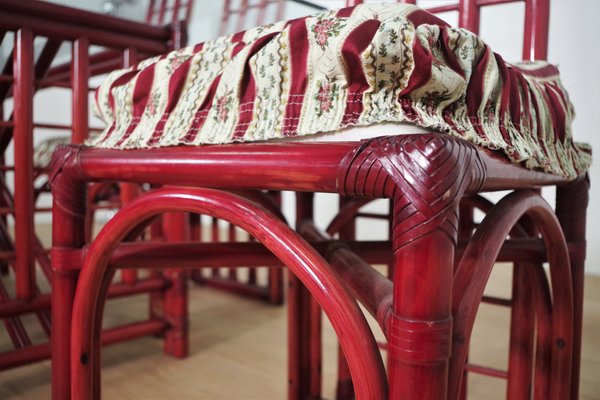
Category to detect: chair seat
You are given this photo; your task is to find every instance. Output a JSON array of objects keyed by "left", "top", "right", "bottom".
[{"left": 89, "top": 2, "right": 590, "bottom": 178}]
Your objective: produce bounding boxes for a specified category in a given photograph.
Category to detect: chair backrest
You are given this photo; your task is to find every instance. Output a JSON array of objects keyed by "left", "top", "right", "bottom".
[
  {"left": 345, "top": 0, "right": 550, "bottom": 61},
  {"left": 146, "top": 0, "right": 195, "bottom": 25},
  {"left": 220, "top": 0, "right": 286, "bottom": 35}
]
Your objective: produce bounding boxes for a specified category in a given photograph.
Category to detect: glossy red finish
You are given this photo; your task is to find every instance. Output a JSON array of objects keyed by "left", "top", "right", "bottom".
[
  {"left": 450, "top": 191, "right": 574, "bottom": 399},
  {"left": 556, "top": 177, "right": 590, "bottom": 399},
  {"left": 49, "top": 128, "right": 587, "bottom": 398},
  {"left": 220, "top": 0, "right": 285, "bottom": 36},
  {"left": 67, "top": 188, "right": 387, "bottom": 399},
  {"left": 0, "top": 0, "right": 178, "bottom": 373},
  {"left": 161, "top": 211, "right": 189, "bottom": 358},
  {"left": 71, "top": 38, "right": 89, "bottom": 145}
]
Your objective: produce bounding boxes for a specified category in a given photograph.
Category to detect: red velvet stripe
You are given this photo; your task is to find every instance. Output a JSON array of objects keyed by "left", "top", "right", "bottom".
[
  {"left": 336, "top": 6, "right": 355, "bottom": 18},
  {"left": 512, "top": 63, "right": 559, "bottom": 79},
  {"left": 106, "top": 70, "right": 139, "bottom": 112},
  {"left": 183, "top": 42, "right": 246, "bottom": 142},
  {"left": 233, "top": 32, "right": 279, "bottom": 139},
  {"left": 508, "top": 69, "right": 522, "bottom": 131},
  {"left": 282, "top": 17, "right": 309, "bottom": 136},
  {"left": 528, "top": 84, "right": 550, "bottom": 159},
  {"left": 495, "top": 53, "right": 514, "bottom": 145},
  {"left": 464, "top": 48, "right": 490, "bottom": 139},
  {"left": 547, "top": 81, "right": 571, "bottom": 117},
  {"left": 406, "top": 9, "right": 450, "bottom": 29},
  {"left": 132, "top": 65, "right": 157, "bottom": 118},
  {"left": 147, "top": 57, "right": 193, "bottom": 146},
  {"left": 115, "top": 65, "right": 157, "bottom": 147},
  {"left": 399, "top": 36, "right": 432, "bottom": 97},
  {"left": 96, "top": 69, "right": 137, "bottom": 145},
  {"left": 515, "top": 73, "right": 533, "bottom": 134},
  {"left": 440, "top": 28, "right": 464, "bottom": 78},
  {"left": 403, "top": 7, "right": 451, "bottom": 126},
  {"left": 231, "top": 30, "right": 246, "bottom": 43},
  {"left": 543, "top": 83, "right": 566, "bottom": 142},
  {"left": 341, "top": 19, "right": 381, "bottom": 126}
]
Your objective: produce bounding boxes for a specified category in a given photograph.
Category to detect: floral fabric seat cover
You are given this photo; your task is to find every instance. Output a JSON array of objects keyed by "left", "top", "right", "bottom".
[{"left": 87, "top": 2, "right": 590, "bottom": 178}]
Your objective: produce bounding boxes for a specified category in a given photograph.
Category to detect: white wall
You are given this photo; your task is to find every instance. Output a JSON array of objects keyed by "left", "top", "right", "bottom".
[{"left": 3, "top": 0, "right": 597, "bottom": 273}]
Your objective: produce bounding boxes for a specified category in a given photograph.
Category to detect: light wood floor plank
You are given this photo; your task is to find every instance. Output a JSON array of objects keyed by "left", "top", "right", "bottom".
[{"left": 1, "top": 265, "right": 598, "bottom": 399}]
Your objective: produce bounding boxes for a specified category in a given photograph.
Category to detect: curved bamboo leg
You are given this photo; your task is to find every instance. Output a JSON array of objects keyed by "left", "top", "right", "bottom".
[
  {"left": 450, "top": 190, "right": 573, "bottom": 400},
  {"left": 556, "top": 176, "right": 589, "bottom": 399},
  {"left": 71, "top": 188, "right": 387, "bottom": 399}
]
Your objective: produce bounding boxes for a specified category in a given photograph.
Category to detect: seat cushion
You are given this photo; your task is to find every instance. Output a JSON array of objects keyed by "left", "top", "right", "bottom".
[
  {"left": 90, "top": 3, "right": 591, "bottom": 178},
  {"left": 34, "top": 136, "right": 70, "bottom": 169}
]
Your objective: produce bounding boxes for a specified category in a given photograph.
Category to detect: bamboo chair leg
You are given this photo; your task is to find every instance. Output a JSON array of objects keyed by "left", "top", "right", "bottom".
[{"left": 556, "top": 176, "right": 590, "bottom": 399}]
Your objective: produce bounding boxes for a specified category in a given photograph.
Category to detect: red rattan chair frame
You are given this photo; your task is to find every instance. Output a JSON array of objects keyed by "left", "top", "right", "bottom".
[
  {"left": 0, "top": 0, "right": 177, "bottom": 371},
  {"left": 50, "top": 133, "right": 589, "bottom": 398}
]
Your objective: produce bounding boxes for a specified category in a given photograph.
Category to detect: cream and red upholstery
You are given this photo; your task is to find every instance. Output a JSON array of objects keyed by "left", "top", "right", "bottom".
[
  {"left": 90, "top": 3, "right": 590, "bottom": 178},
  {"left": 47, "top": 2, "right": 592, "bottom": 399}
]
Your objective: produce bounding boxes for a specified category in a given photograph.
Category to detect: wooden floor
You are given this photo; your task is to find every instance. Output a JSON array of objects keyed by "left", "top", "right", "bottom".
[{"left": 1, "top": 264, "right": 599, "bottom": 399}]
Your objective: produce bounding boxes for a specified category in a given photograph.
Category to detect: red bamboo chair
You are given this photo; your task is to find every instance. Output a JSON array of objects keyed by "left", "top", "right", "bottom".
[
  {"left": 302, "top": 1, "right": 564, "bottom": 398},
  {"left": 0, "top": 0, "right": 185, "bottom": 371},
  {"left": 188, "top": 0, "right": 287, "bottom": 304},
  {"left": 50, "top": 0, "right": 590, "bottom": 399}
]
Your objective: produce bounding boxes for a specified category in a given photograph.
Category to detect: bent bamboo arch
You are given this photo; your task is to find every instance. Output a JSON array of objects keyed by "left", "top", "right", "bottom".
[
  {"left": 69, "top": 187, "right": 387, "bottom": 399},
  {"left": 450, "top": 190, "right": 573, "bottom": 400}
]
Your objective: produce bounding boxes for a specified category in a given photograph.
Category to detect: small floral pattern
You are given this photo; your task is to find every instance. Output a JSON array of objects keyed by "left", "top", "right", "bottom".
[
  {"left": 312, "top": 17, "right": 346, "bottom": 50},
  {"left": 215, "top": 91, "right": 233, "bottom": 123},
  {"left": 315, "top": 80, "right": 339, "bottom": 117},
  {"left": 90, "top": 3, "right": 591, "bottom": 179}
]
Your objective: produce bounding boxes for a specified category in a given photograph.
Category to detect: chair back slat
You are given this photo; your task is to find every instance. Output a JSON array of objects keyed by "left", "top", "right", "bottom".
[
  {"left": 146, "top": 0, "right": 195, "bottom": 25},
  {"left": 220, "top": 0, "right": 285, "bottom": 36}
]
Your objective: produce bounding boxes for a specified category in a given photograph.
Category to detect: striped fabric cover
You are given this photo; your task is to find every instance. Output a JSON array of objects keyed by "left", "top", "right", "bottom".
[{"left": 91, "top": 3, "right": 591, "bottom": 178}]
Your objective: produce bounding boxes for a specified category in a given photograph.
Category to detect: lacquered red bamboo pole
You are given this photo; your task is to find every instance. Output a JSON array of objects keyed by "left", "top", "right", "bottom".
[
  {"left": 389, "top": 229, "right": 455, "bottom": 399},
  {"left": 556, "top": 176, "right": 590, "bottom": 399},
  {"left": 146, "top": 0, "right": 157, "bottom": 23},
  {"left": 459, "top": 0, "right": 480, "bottom": 34},
  {"left": 456, "top": 201, "right": 474, "bottom": 399},
  {"left": 507, "top": 263, "right": 535, "bottom": 398},
  {"left": 288, "top": 192, "right": 317, "bottom": 400},
  {"left": 274, "top": 0, "right": 285, "bottom": 21},
  {"left": 120, "top": 47, "right": 139, "bottom": 286},
  {"left": 267, "top": 190, "right": 284, "bottom": 305},
  {"left": 13, "top": 28, "right": 34, "bottom": 301},
  {"left": 0, "top": 280, "right": 32, "bottom": 348},
  {"left": 227, "top": 224, "right": 237, "bottom": 280},
  {"left": 51, "top": 153, "right": 86, "bottom": 400},
  {"left": 71, "top": 37, "right": 89, "bottom": 145},
  {"left": 162, "top": 211, "right": 189, "bottom": 358},
  {"left": 236, "top": 0, "right": 249, "bottom": 34},
  {"left": 257, "top": 0, "right": 268, "bottom": 26},
  {"left": 336, "top": 196, "right": 357, "bottom": 400},
  {"left": 171, "top": 0, "right": 182, "bottom": 22},
  {"left": 157, "top": 0, "right": 168, "bottom": 25},
  {"left": 211, "top": 217, "right": 220, "bottom": 278},
  {"left": 523, "top": 0, "right": 550, "bottom": 60},
  {"left": 0, "top": 101, "right": 6, "bottom": 277},
  {"left": 507, "top": 216, "right": 536, "bottom": 399},
  {"left": 184, "top": 0, "right": 194, "bottom": 22},
  {"left": 149, "top": 217, "right": 166, "bottom": 326}
]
